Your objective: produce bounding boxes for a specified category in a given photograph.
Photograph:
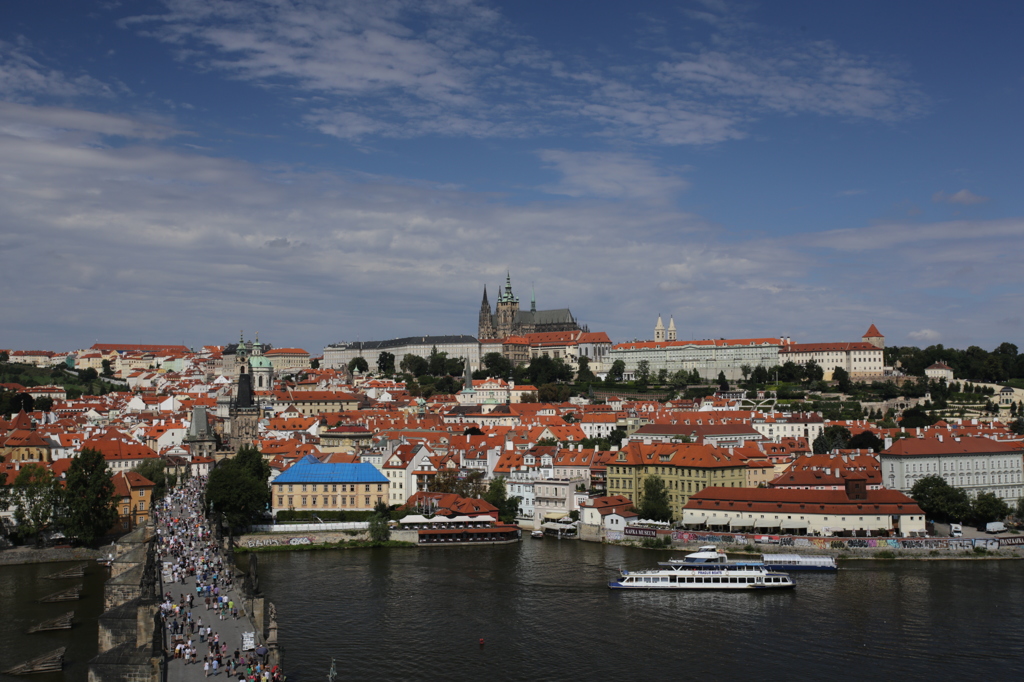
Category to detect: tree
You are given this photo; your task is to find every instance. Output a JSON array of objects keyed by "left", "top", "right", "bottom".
[
  {"left": 1010, "top": 418, "right": 1024, "bottom": 436},
  {"left": 310, "top": 358, "right": 320, "bottom": 369},
  {"left": 132, "top": 459, "right": 177, "bottom": 502},
  {"left": 0, "top": 351, "right": 8, "bottom": 362},
  {"left": 812, "top": 425, "right": 851, "bottom": 454},
  {"left": 538, "top": 383, "right": 570, "bottom": 403},
  {"left": 12, "top": 464, "right": 59, "bottom": 544},
  {"left": 368, "top": 512, "right": 391, "bottom": 542},
  {"left": 847, "top": 430, "right": 885, "bottom": 452},
  {"left": 577, "top": 356, "right": 595, "bottom": 382},
  {"left": 377, "top": 351, "right": 395, "bottom": 375},
  {"left": 972, "top": 492, "right": 1010, "bottom": 524},
  {"left": 717, "top": 371, "right": 728, "bottom": 391},
  {"left": 910, "top": 475, "right": 972, "bottom": 524},
  {"left": 740, "top": 364, "right": 752, "bottom": 383},
  {"left": 608, "top": 428, "right": 627, "bottom": 447},
  {"left": 80, "top": 367, "right": 99, "bottom": 382},
  {"left": 101, "top": 359, "right": 113, "bottom": 377},
  {"left": 1016, "top": 496, "right": 1024, "bottom": 521},
  {"left": 400, "top": 354, "right": 429, "bottom": 377},
  {"left": 347, "top": 357, "right": 369, "bottom": 374},
  {"left": 63, "top": 447, "right": 118, "bottom": 545},
  {"left": 636, "top": 475, "right": 672, "bottom": 522},
  {"left": 482, "top": 352, "right": 513, "bottom": 379},
  {"left": 427, "top": 346, "right": 448, "bottom": 376},
  {"left": 609, "top": 360, "right": 625, "bottom": 382},
  {"left": 899, "top": 406, "right": 937, "bottom": 429},
  {"left": 832, "top": 366, "right": 852, "bottom": 393},
  {"left": 804, "top": 361, "right": 824, "bottom": 384},
  {"left": 205, "top": 445, "right": 271, "bottom": 530},
  {"left": 636, "top": 360, "right": 651, "bottom": 385},
  {"left": 483, "top": 478, "right": 521, "bottom": 523}
]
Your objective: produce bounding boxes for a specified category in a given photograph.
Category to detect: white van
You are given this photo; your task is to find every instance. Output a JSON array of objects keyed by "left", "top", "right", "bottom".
[{"left": 950, "top": 523, "right": 963, "bottom": 538}]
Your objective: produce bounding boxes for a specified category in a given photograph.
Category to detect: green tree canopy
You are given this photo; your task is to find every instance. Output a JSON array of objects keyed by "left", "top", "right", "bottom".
[
  {"left": 482, "top": 352, "right": 513, "bottom": 379},
  {"left": 347, "top": 357, "right": 369, "bottom": 374},
  {"left": 483, "top": 477, "right": 521, "bottom": 523},
  {"left": 576, "top": 356, "right": 595, "bottom": 382},
  {"left": 377, "top": 351, "right": 396, "bottom": 375},
  {"left": 910, "top": 475, "right": 972, "bottom": 524},
  {"left": 812, "top": 425, "right": 852, "bottom": 454},
  {"left": 847, "top": 430, "right": 885, "bottom": 452},
  {"left": 205, "top": 445, "right": 271, "bottom": 531},
  {"left": 400, "top": 353, "right": 429, "bottom": 377},
  {"left": 63, "top": 447, "right": 118, "bottom": 546},
  {"left": 972, "top": 492, "right": 1010, "bottom": 524},
  {"left": 636, "top": 475, "right": 672, "bottom": 522},
  {"left": 12, "top": 464, "right": 60, "bottom": 544},
  {"left": 608, "top": 360, "right": 625, "bottom": 382},
  {"left": 899, "top": 406, "right": 938, "bottom": 429}
]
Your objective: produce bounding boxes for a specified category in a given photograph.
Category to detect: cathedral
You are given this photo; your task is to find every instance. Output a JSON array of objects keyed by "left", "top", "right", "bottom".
[{"left": 478, "top": 273, "right": 583, "bottom": 340}]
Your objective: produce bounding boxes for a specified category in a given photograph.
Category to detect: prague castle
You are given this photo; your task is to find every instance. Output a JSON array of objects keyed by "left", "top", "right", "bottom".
[{"left": 478, "top": 273, "right": 583, "bottom": 340}]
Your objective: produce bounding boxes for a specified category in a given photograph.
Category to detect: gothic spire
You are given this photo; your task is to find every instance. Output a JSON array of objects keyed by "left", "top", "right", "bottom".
[{"left": 531, "top": 282, "right": 536, "bottom": 313}]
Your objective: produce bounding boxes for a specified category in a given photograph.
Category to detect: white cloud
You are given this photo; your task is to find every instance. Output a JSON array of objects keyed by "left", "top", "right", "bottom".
[
  {"left": 0, "top": 39, "right": 117, "bottom": 101},
  {"left": 932, "top": 189, "right": 989, "bottom": 205},
  {"left": 537, "top": 150, "right": 689, "bottom": 200},
  {"left": 908, "top": 329, "right": 942, "bottom": 343},
  {"left": 122, "top": 0, "right": 924, "bottom": 146}
]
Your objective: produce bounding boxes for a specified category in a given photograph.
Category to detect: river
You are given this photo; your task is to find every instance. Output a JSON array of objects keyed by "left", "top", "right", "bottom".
[
  {"left": 250, "top": 540, "right": 1024, "bottom": 681},
  {"left": 0, "top": 561, "right": 106, "bottom": 682}
]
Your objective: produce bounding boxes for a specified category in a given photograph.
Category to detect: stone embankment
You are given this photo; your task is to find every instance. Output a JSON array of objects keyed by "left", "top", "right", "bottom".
[{"left": 0, "top": 545, "right": 105, "bottom": 566}]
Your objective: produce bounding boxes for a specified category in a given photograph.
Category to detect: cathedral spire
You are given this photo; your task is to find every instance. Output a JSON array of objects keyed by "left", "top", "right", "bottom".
[{"left": 531, "top": 282, "right": 536, "bottom": 313}]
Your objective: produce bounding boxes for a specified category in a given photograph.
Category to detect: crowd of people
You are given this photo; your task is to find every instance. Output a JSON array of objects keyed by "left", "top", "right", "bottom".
[{"left": 153, "top": 476, "right": 285, "bottom": 682}]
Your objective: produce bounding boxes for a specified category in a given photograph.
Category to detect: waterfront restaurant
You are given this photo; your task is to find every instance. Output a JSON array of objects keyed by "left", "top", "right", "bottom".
[
  {"left": 398, "top": 514, "right": 521, "bottom": 544},
  {"left": 681, "top": 478, "right": 927, "bottom": 537}
]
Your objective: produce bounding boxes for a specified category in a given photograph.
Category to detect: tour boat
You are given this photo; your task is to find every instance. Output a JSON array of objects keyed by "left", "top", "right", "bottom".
[
  {"left": 531, "top": 530, "right": 544, "bottom": 539},
  {"left": 608, "top": 561, "right": 795, "bottom": 590}
]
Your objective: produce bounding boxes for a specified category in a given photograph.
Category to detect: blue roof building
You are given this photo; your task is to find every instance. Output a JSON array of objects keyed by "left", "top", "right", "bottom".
[{"left": 271, "top": 456, "right": 390, "bottom": 513}]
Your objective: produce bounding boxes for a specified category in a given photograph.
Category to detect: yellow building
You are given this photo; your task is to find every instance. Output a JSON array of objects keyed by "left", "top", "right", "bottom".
[
  {"left": 271, "top": 458, "right": 389, "bottom": 513},
  {"left": 112, "top": 471, "right": 155, "bottom": 533},
  {"left": 605, "top": 442, "right": 747, "bottom": 521}
]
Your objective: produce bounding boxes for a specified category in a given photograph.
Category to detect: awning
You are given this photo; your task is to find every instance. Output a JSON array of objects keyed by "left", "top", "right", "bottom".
[
  {"left": 542, "top": 522, "right": 575, "bottom": 530},
  {"left": 780, "top": 520, "right": 807, "bottom": 530},
  {"left": 682, "top": 511, "right": 707, "bottom": 525},
  {"left": 729, "top": 518, "right": 754, "bottom": 529},
  {"left": 544, "top": 512, "right": 568, "bottom": 520},
  {"left": 706, "top": 515, "right": 729, "bottom": 527},
  {"left": 754, "top": 518, "right": 781, "bottom": 529}
]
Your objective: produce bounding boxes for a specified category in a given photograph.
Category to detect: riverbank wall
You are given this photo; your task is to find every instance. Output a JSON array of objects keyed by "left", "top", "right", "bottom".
[
  {"left": 600, "top": 527, "right": 1024, "bottom": 558},
  {"left": 0, "top": 545, "right": 105, "bottom": 566}
]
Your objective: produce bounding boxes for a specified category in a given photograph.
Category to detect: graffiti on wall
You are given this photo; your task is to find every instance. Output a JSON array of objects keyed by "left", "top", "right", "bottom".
[{"left": 245, "top": 536, "right": 316, "bottom": 548}]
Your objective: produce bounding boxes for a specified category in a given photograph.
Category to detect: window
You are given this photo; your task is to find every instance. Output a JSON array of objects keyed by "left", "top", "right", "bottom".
[
  {"left": 139, "top": 501, "right": 145, "bottom": 511},
  {"left": 301, "top": 496, "right": 307, "bottom": 506},
  {"left": 139, "top": 490, "right": 145, "bottom": 497},
  {"left": 278, "top": 496, "right": 283, "bottom": 506},
  {"left": 288, "top": 496, "right": 293, "bottom": 506},
  {"left": 302, "top": 484, "right": 307, "bottom": 492},
  {"left": 123, "top": 505, "right": 129, "bottom": 514},
  {"left": 364, "top": 496, "right": 370, "bottom": 506},
  {"left": 332, "top": 485, "right": 337, "bottom": 492}
]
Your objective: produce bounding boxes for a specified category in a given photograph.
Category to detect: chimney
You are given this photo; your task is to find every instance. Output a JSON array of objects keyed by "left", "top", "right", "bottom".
[
  {"left": 884, "top": 437, "right": 893, "bottom": 450},
  {"left": 937, "top": 434, "right": 943, "bottom": 443},
  {"left": 844, "top": 476, "right": 868, "bottom": 501}
]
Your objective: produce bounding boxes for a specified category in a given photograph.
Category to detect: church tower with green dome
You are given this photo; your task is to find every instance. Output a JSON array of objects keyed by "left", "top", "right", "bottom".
[{"left": 249, "top": 334, "right": 275, "bottom": 391}]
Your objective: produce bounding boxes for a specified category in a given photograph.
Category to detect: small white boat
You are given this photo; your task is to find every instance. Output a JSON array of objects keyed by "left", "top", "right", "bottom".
[{"left": 530, "top": 530, "right": 544, "bottom": 539}]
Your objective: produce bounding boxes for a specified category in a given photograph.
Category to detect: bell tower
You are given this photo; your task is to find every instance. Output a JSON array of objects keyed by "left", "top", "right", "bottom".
[{"left": 478, "top": 286, "right": 496, "bottom": 339}]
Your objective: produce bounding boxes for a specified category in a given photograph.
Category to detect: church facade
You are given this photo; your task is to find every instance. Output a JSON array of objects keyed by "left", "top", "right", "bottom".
[{"left": 478, "top": 273, "right": 583, "bottom": 340}]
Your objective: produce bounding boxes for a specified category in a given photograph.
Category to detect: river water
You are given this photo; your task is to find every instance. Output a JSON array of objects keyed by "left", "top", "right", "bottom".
[
  {"left": 0, "top": 561, "right": 106, "bottom": 682},
  {"left": 252, "top": 540, "right": 1024, "bottom": 681}
]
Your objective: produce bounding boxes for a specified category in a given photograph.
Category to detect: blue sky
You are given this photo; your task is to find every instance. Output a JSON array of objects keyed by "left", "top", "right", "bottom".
[{"left": 2, "top": 0, "right": 1022, "bottom": 354}]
